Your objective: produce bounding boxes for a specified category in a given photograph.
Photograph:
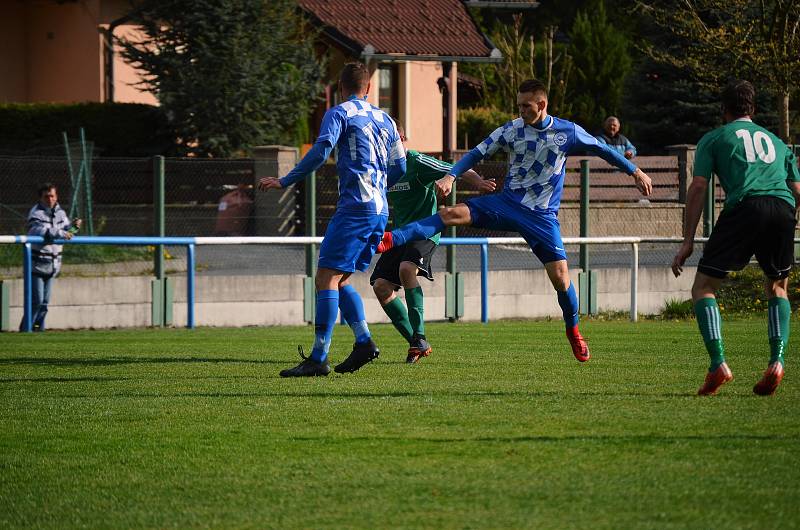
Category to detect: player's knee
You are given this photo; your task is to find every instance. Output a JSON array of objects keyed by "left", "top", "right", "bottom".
[
  {"left": 439, "top": 206, "right": 468, "bottom": 225},
  {"left": 765, "top": 277, "right": 788, "bottom": 298},
  {"left": 398, "top": 262, "right": 418, "bottom": 283},
  {"left": 372, "top": 279, "right": 393, "bottom": 300}
]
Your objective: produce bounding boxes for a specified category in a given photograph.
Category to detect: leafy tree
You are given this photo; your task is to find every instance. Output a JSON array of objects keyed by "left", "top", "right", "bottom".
[
  {"left": 638, "top": 0, "right": 800, "bottom": 142},
  {"left": 119, "top": 0, "right": 323, "bottom": 157},
  {"left": 567, "top": 0, "right": 633, "bottom": 131}
]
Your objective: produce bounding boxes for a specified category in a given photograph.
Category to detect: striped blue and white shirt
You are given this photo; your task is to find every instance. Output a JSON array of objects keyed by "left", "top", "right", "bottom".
[
  {"left": 451, "top": 115, "right": 637, "bottom": 213},
  {"left": 280, "top": 97, "right": 406, "bottom": 216}
]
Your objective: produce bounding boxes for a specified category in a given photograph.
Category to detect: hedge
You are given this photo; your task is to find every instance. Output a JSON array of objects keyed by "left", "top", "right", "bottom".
[
  {"left": 0, "top": 102, "right": 172, "bottom": 157},
  {"left": 457, "top": 107, "right": 515, "bottom": 150}
]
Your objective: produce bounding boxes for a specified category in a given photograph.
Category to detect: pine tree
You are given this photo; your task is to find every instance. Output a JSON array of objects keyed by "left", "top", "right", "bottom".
[
  {"left": 567, "top": 0, "right": 633, "bottom": 131},
  {"left": 119, "top": 0, "right": 324, "bottom": 157}
]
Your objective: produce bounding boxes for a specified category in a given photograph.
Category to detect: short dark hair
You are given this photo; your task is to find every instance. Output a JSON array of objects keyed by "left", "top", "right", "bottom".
[
  {"left": 518, "top": 79, "right": 548, "bottom": 98},
  {"left": 38, "top": 182, "right": 56, "bottom": 196},
  {"left": 721, "top": 80, "right": 755, "bottom": 118},
  {"left": 340, "top": 62, "right": 371, "bottom": 94}
]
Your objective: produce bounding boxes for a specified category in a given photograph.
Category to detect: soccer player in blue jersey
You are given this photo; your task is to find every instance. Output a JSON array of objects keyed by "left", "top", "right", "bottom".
[
  {"left": 377, "top": 79, "right": 653, "bottom": 361},
  {"left": 259, "top": 62, "right": 406, "bottom": 377}
]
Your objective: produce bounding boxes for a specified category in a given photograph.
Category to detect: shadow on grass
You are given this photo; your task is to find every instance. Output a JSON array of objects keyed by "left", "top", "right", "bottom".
[
  {"left": 0, "top": 357, "right": 285, "bottom": 367},
  {"left": 290, "top": 433, "right": 794, "bottom": 443},
  {"left": 46, "top": 389, "right": 708, "bottom": 399}
]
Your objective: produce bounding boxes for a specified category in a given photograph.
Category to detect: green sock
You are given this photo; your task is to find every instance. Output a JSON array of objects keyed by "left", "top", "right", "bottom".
[
  {"left": 695, "top": 298, "right": 725, "bottom": 371},
  {"left": 768, "top": 297, "right": 790, "bottom": 366},
  {"left": 405, "top": 286, "right": 425, "bottom": 338},
  {"left": 382, "top": 297, "right": 413, "bottom": 343}
]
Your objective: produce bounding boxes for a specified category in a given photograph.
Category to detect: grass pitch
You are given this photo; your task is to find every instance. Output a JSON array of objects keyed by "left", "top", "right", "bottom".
[{"left": 1, "top": 320, "right": 799, "bottom": 529}]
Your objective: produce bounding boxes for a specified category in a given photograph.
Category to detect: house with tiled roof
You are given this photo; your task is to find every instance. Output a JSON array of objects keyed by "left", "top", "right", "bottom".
[
  {"left": 297, "top": 0, "right": 501, "bottom": 153},
  {"left": 0, "top": 0, "right": 501, "bottom": 154}
]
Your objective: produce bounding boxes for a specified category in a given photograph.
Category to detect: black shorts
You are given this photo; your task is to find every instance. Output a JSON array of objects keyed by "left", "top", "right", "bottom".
[
  {"left": 699, "top": 196, "right": 797, "bottom": 279},
  {"left": 370, "top": 239, "right": 437, "bottom": 289}
]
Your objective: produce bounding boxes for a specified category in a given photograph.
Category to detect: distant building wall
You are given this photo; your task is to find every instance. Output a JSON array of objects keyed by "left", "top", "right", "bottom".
[
  {"left": 0, "top": 1, "right": 28, "bottom": 103},
  {"left": 25, "top": 0, "right": 104, "bottom": 103}
]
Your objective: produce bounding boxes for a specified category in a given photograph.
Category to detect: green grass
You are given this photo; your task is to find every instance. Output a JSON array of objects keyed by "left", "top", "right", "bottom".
[
  {"left": 1, "top": 320, "right": 799, "bottom": 529},
  {"left": 0, "top": 244, "right": 150, "bottom": 268}
]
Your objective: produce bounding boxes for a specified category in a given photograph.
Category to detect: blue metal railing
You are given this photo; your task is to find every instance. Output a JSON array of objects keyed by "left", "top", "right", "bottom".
[{"left": 1, "top": 235, "right": 490, "bottom": 331}]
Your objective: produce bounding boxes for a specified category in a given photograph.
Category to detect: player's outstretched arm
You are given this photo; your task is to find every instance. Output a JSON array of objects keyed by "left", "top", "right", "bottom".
[
  {"left": 671, "top": 175, "right": 707, "bottom": 277},
  {"left": 573, "top": 124, "right": 651, "bottom": 196},
  {"left": 459, "top": 169, "right": 496, "bottom": 194}
]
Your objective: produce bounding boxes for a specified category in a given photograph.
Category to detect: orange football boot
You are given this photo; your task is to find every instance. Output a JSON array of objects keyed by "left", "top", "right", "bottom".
[
  {"left": 753, "top": 362, "right": 784, "bottom": 396},
  {"left": 697, "top": 362, "right": 733, "bottom": 396},
  {"left": 566, "top": 325, "right": 590, "bottom": 362}
]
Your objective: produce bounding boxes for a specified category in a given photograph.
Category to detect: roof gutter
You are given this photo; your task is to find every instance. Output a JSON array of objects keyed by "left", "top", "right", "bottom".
[{"left": 360, "top": 46, "right": 503, "bottom": 64}]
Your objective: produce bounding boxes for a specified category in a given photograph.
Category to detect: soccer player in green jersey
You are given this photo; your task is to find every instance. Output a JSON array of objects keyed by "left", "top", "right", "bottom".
[
  {"left": 371, "top": 126, "right": 496, "bottom": 363},
  {"left": 672, "top": 80, "right": 800, "bottom": 396}
]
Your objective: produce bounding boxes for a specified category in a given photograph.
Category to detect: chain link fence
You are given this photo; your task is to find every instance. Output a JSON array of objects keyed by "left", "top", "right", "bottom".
[{"left": 1, "top": 152, "right": 707, "bottom": 279}]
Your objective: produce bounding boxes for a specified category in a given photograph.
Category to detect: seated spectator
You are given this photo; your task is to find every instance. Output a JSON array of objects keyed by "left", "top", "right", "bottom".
[
  {"left": 19, "top": 183, "right": 81, "bottom": 332},
  {"left": 596, "top": 116, "right": 636, "bottom": 159}
]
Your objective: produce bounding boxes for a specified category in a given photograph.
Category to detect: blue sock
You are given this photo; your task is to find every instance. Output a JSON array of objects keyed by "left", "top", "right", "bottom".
[
  {"left": 339, "top": 284, "right": 371, "bottom": 344},
  {"left": 557, "top": 282, "right": 579, "bottom": 328},
  {"left": 310, "top": 290, "right": 338, "bottom": 363},
  {"left": 392, "top": 213, "right": 445, "bottom": 246}
]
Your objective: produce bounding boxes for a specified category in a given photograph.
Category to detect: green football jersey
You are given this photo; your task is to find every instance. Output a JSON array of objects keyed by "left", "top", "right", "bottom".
[
  {"left": 386, "top": 150, "right": 453, "bottom": 244},
  {"left": 694, "top": 118, "right": 800, "bottom": 211}
]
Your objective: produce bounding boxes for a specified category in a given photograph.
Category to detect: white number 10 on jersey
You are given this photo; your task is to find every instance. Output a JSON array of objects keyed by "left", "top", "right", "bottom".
[{"left": 736, "top": 129, "right": 776, "bottom": 163}]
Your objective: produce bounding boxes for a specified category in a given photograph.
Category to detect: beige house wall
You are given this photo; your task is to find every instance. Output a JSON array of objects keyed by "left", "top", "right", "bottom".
[
  {"left": 111, "top": 25, "right": 158, "bottom": 105},
  {"left": 403, "top": 61, "right": 444, "bottom": 153},
  {"left": 25, "top": 0, "right": 104, "bottom": 102},
  {"left": 0, "top": 1, "right": 28, "bottom": 103},
  {"left": 0, "top": 0, "right": 153, "bottom": 105}
]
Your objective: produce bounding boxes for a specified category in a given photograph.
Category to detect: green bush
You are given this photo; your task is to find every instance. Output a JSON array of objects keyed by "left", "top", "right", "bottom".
[
  {"left": 662, "top": 298, "right": 694, "bottom": 319},
  {"left": 457, "top": 107, "right": 514, "bottom": 150},
  {"left": 0, "top": 102, "right": 172, "bottom": 156}
]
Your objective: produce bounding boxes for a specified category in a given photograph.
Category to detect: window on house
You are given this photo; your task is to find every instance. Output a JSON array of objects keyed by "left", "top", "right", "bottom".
[{"left": 378, "top": 64, "right": 398, "bottom": 118}]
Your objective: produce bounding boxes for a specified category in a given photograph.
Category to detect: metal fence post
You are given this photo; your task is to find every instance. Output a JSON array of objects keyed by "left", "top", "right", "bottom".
[
  {"left": 187, "top": 243, "right": 195, "bottom": 329},
  {"left": 630, "top": 242, "right": 639, "bottom": 322},
  {"left": 445, "top": 182, "right": 463, "bottom": 321},
  {"left": 580, "top": 160, "right": 590, "bottom": 271},
  {"left": 480, "top": 243, "right": 488, "bottom": 323},
  {"left": 703, "top": 173, "right": 715, "bottom": 237},
  {"left": 22, "top": 243, "right": 32, "bottom": 332},
  {"left": 152, "top": 155, "right": 166, "bottom": 327},
  {"left": 303, "top": 171, "right": 317, "bottom": 324},
  {"left": 578, "top": 160, "right": 596, "bottom": 315},
  {"left": 0, "top": 281, "right": 8, "bottom": 331}
]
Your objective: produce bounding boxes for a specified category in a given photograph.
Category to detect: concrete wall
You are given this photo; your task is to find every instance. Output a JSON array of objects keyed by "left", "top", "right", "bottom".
[{"left": 4, "top": 266, "right": 695, "bottom": 331}]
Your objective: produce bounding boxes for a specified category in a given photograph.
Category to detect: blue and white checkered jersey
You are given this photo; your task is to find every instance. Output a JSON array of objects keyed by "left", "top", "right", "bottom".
[
  {"left": 279, "top": 97, "right": 406, "bottom": 216},
  {"left": 453, "top": 115, "right": 637, "bottom": 213}
]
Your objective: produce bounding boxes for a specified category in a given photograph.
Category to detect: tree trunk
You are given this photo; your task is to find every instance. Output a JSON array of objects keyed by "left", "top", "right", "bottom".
[{"left": 778, "top": 91, "right": 790, "bottom": 143}]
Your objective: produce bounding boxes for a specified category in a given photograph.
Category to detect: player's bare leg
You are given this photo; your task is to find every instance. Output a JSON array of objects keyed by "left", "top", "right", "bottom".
[
  {"left": 754, "top": 276, "right": 789, "bottom": 395},
  {"left": 691, "top": 273, "right": 733, "bottom": 395},
  {"left": 399, "top": 261, "right": 432, "bottom": 363},
  {"left": 546, "top": 260, "right": 589, "bottom": 362}
]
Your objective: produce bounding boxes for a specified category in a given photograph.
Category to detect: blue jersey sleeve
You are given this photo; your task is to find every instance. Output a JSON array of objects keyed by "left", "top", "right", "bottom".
[
  {"left": 278, "top": 107, "right": 345, "bottom": 187},
  {"left": 449, "top": 148, "right": 484, "bottom": 178},
  {"left": 572, "top": 124, "right": 637, "bottom": 174},
  {"left": 279, "top": 141, "right": 334, "bottom": 187}
]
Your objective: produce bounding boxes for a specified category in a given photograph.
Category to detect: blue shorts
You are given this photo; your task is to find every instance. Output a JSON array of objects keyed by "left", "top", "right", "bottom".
[
  {"left": 465, "top": 193, "right": 567, "bottom": 264},
  {"left": 318, "top": 210, "right": 388, "bottom": 273}
]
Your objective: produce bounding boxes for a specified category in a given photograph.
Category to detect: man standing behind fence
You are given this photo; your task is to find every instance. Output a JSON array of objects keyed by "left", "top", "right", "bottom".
[
  {"left": 20, "top": 183, "right": 81, "bottom": 331},
  {"left": 377, "top": 79, "right": 652, "bottom": 362},
  {"left": 259, "top": 62, "right": 406, "bottom": 377},
  {"left": 672, "top": 80, "right": 800, "bottom": 396}
]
